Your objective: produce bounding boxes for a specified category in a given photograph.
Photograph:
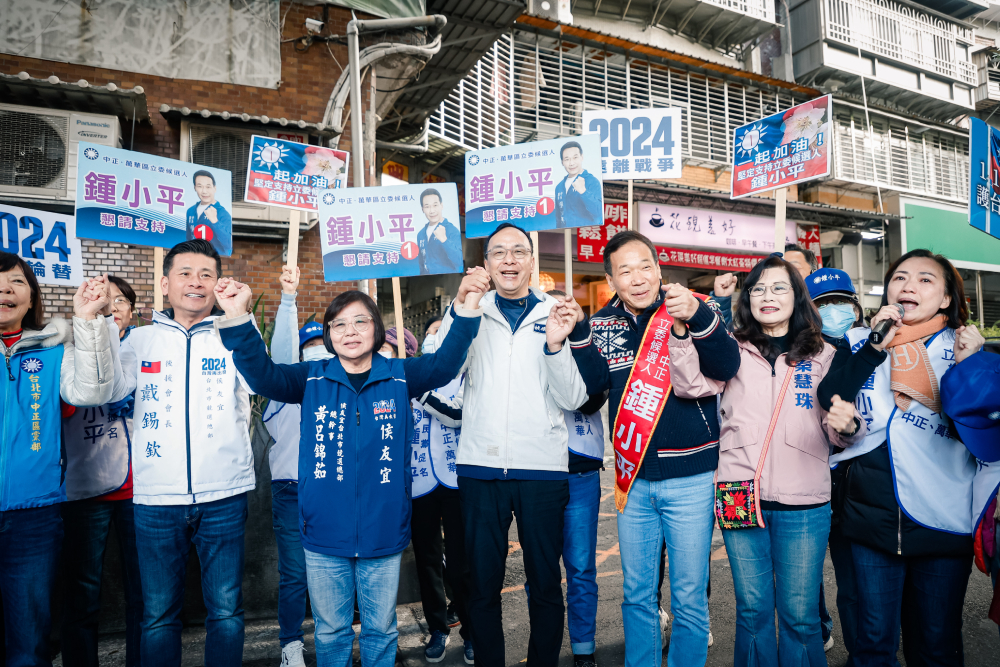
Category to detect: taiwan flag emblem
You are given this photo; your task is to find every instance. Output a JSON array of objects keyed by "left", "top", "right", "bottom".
[{"left": 141, "top": 361, "right": 161, "bottom": 374}]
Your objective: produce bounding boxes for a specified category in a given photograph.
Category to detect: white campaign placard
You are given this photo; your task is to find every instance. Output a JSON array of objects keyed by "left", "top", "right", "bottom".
[
  {"left": 0, "top": 203, "right": 84, "bottom": 286},
  {"left": 581, "top": 108, "right": 683, "bottom": 180}
]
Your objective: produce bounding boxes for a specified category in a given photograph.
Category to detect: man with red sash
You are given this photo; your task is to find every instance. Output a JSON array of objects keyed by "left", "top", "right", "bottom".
[{"left": 569, "top": 231, "right": 740, "bottom": 667}]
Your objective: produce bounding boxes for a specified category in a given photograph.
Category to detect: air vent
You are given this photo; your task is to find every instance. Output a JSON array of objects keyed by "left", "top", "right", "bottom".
[
  {"left": 190, "top": 125, "right": 256, "bottom": 202},
  {"left": 0, "top": 109, "right": 68, "bottom": 192}
]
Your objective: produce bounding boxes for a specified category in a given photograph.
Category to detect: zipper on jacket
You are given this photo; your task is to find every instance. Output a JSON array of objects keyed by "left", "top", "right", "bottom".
[
  {"left": 4, "top": 350, "right": 12, "bottom": 381},
  {"left": 355, "top": 397, "right": 361, "bottom": 556},
  {"left": 504, "top": 332, "right": 513, "bottom": 476},
  {"left": 184, "top": 333, "right": 194, "bottom": 498},
  {"left": 1, "top": 360, "right": 12, "bottom": 509},
  {"left": 897, "top": 508, "right": 903, "bottom": 555}
]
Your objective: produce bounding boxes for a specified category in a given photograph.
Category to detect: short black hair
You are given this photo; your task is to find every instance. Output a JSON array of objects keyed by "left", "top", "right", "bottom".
[
  {"left": 163, "top": 239, "right": 223, "bottom": 277},
  {"left": 193, "top": 170, "right": 216, "bottom": 187},
  {"left": 108, "top": 275, "right": 136, "bottom": 310},
  {"left": 560, "top": 141, "right": 583, "bottom": 160},
  {"left": 484, "top": 222, "right": 533, "bottom": 257},
  {"left": 424, "top": 314, "right": 443, "bottom": 335},
  {"left": 603, "top": 230, "right": 658, "bottom": 276},
  {"left": 420, "top": 188, "right": 442, "bottom": 206},
  {"left": 0, "top": 251, "right": 45, "bottom": 330},
  {"left": 322, "top": 291, "right": 386, "bottom": 356},
  {"left": 881, "top": 249, "right": 968, "bottom": 329},
  {"left": 784, "top": 244, "right": 818, "bottom": 273}
]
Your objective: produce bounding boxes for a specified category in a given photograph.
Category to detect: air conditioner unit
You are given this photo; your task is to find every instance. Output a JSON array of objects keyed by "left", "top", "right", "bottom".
[{"left": 0, "top": 103, "right": 122, "bottom": 202}]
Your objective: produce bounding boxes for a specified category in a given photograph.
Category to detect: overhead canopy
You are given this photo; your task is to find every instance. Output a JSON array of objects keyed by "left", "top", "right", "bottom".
[{"left": 0, "top": 72, "right": 149, "bottom": 122}]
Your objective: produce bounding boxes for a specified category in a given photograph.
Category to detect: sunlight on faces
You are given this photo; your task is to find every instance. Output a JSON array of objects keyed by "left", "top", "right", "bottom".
[
  {"left": 161, "top": 253, "right": 219, "bottom": 318},
  {"left": 0, "top": 267, "right": 32, "bottom": 332},
  {"left": 421, "top": 194, "right": 443, "bottom": 225},
  {"left": 749, "top": 267, "right": 795, "bottom": 332},
  {"left": 485, "top": 226, "right": 533, "bottom": 299},
  {"left": 606, "top": 241, "right": 661, "bottom": 314},
  {"left": 562, "top": 146, "right": 583, "bottom": 176},
  {"left": 328, "top": 301, "right": 376, "bottom": 361},
  {"left": 887, "top": 257, "right": 951, "bottom": 326},
  {"left": 109, "top": 282, "right": 133, "bottom": 336},
  {"left": 195, "top": 175, "right": 217, "bottom": 205}
]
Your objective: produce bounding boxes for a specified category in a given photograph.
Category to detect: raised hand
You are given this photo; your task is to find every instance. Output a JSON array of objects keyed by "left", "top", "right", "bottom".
[
  {"left": 214, "top": 278, "right": 253, "bottom": 319},
  {"left": 954, "top": 324, "right": 985, "bottom": 364},
  {"left": 73, "top": 274, "right": 111, "bottom": 320},
  {"left": 205, "top": 207, "right": 218, "bottom": 224},
  {"left": 714, "top": 273, "right": 737, "bottom": 298},
  {"left": 869, "top": 304, "right": 904, "bottom": 351},
  {"left": 279, "top": 265, "right": 300, "bottom": 295},
  {"left": 545, "top": 297, "right": 576, "bottom": 352},
  {"left": 432, "top": 224, "right": 448, "bottom": 243},
  {"left": 828, "top": 394, "right": 858, "bottom": 435},
  {"left": 459, "top": 267, "right": 491, "bottom": 309}
]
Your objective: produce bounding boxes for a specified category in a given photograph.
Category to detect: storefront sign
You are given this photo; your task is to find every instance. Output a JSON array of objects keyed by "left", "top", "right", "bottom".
[
  {"left": 969, "top": 117, "right": 1000, "bottom": 240},
  {"left": 731, "top": 95, "right": 832, "bottom": 199},
  {"left": 577, "top": 202, "right": 628, "bottom": 262},
  {"left": 654, "top": 246, "right": 766, "bottom": 272},
  {"left": 581, "top": 108, "right": 683, "bottom": 180},
  {"left": 796, "top": 224, "right": 823, "bottom": 268},
  {"left": 244, "top": 135, "right": 349, "bottom": 212},
  {"left": 0, "top": 204, "right": 84, "bottom": 286},
  {"left": 318, "top": 183, "right": 462, "bottom": 281},
  {"left": 74, "top": 142, "right": 233, "bottom": 255},
  {"left": 638, "top": 202, "right": 796, "bottom": 254},
  {"left": 464, "top": 134, "right": 604, "bottom": 237}
]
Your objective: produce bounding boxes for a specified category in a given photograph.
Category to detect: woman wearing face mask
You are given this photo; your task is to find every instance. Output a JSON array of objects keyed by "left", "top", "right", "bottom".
[
  {"left": 422, "top": 316, "right": 443, "bottom": 355},
  {"left": 667, "top": 254, "right": 867, "bottom": 667},
  {"left": 833, "top": 250, "right": 997, "bottom": 667},
  {"left": 381, "top": 327, "right": 418, "bottom": 359},
  {"left": 214, "top": 269, "right": 489, "bottom": 667}
]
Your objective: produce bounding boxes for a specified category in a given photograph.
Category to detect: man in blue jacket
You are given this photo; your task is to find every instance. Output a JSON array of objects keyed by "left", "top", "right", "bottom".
[
  {"left": 416, "top": 188, "right": 463, "bottom": 275},
  {"left": 555, "top": 141, "right": 602, "bottom": 229},
  {"left": 186, "top": 170, "right": 232, "bottom": 256}
]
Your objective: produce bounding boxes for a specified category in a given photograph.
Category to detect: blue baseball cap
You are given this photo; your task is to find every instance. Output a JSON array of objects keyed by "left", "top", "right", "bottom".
[
  {"left": 299, "top": 321, "right": 324, "bottom": 347},
  {"left": 807, "top": 268, "right": 857, "bottom": 301},
  {"left": 941, "top": 350, "right": 1000, "bottom": 462}
]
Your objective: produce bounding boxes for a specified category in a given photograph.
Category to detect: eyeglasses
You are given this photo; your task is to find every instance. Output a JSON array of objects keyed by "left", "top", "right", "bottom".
[
  {"left": 487, "top": 246, "right": 531, "bottom": 262},
  {"left": 748, "top": 283, "right": 791, "bottom": 298},
  {"left": 111, "top": 297, "right": 132, "bottom": 309},
  {"left": 329, "top": 315, "right": 374, "bottom": 336}
]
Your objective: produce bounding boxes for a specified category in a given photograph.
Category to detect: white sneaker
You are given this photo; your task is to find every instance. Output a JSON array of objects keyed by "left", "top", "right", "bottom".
[
  {"left": 659, "top": 606, "right": 671, "bottom": 647},
  {"left": 708, "top": 631, "right": 714, "bottom": 648},
  {"left": 281, "top": 640, "right": 306, "bottom": 667},
  {"left": 824, "top": 636, "right": 834, "bottom": 652}
]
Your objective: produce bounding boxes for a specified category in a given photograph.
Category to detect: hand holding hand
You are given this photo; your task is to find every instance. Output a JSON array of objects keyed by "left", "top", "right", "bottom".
[
  {"left": 205, "top": 207, "right": 218, "bottom": 224},
  {"left": 954, "top": 324, "right": 985, "bottom": 363},
  {"left": 714, "top": 273, "right": 737, "bottom": 298},
  {"left": 214, "top": 278, "right": 253, "bottom": 319},
  {"left": 279, "top": 265, "right": 300, "bottom": 295},
  {"left": 828, "top": 394, "right": 858, "bottom": 435},
  {"left": 73, "top": 275, "right": 110, "bottom": 320},
  {"left": 869, "top": 305, "right": 904, "bottom": 351},
  {"left": 458, "top": 267, "right": 491, "bottom": 309},
  {"left": 663, "top": 283, "right": 699, "bottom": 321}
]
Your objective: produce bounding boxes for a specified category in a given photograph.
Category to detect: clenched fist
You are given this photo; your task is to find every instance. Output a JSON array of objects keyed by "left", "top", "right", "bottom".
[{"left": 828, "top": 394, "right": 859, "bottom": 435}]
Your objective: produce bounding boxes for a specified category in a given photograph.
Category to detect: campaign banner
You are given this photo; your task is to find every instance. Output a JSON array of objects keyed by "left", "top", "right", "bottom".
[
  {"left": 0, "top": 204, "right": 84, "bottom": 286},
  {"left": 577, "top": 202, "right": 629, "bottom": 263},
  {"left": 796, "top": 224, "right": 824, "bottom": 268},
  {"left": 654, "top": 246, "right": 766, "bottom": 272},
  {"left": 244, "top": 136, "right": 349, "bottom": 212},
  {"left": 464, "top": 134, "right": 604, "bottom": 238},
  {"left": 318, "top": 183, "right": 463, "bottom": 282},
  {"left": 75, "top": 142, "right": 233, "bottom": 255},
  {"left": 969, "top": 117, "right": 1000, "bottom": 240},
  {"left": 731, "top": 95, "right": 832, "bottom": 199},
  {"left": 638, "top": 202, "right": 797, "bottom": 254},
  {"left": 582, "top": 108, "right": 683, "bottom": 180}
]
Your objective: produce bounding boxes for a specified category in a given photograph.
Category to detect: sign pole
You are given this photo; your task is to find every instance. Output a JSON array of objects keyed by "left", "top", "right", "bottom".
[
  {"left": 977, "top": 270, "right": 985, "bottom": 327},
  {"left": 287, "top": 210, "right": 300, "bottom": 268},
  {"left": 627, "top": 180, "right": 634, "bottom": 231},
  {"left": 531, "top": 231, "right": 540, "bottom": 289},
  {"left": 564, "top": 229, "right": 573, "bottom": 298},
  {"left": 392, "top": 276, "right": 405, "bottom": 357},
  {"left": 153, "top": 247, "right": 164, "bottom": 312},
  {"left": 774, "top": 187, "right": 787, "bottom": 255}
]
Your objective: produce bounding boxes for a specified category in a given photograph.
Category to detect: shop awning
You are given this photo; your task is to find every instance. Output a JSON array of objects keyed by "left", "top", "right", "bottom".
[
  {"left": 158, "top": 104, "right": 334, "bottom": 136},
  {"left": 0, "top": 71, "right": 148, "bottom": 122}
]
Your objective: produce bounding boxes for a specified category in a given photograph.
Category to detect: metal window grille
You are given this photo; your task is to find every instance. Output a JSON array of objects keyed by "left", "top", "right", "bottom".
[
  {"left": 189, "top": 124, "right": 256, "bottom": 202},
  {"left": 0, "top": 109, "right": 68, "bottom": 192}
]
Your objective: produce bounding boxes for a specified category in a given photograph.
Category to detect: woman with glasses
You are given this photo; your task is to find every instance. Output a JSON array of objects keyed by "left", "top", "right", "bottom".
[
  {"left": 212, "top": 271, "right": 489, "bottom": 667},
  {"left": 667, "top": 254, "right": 868, "bottom": 667},
  {"left": 61, "top": 275, "right": 145, "bottom": 667}
]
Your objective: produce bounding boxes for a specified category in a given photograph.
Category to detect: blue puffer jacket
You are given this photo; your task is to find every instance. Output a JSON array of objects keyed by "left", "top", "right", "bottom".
[{"left": 218, "top": 306, "right": 481, "bottom": 558}]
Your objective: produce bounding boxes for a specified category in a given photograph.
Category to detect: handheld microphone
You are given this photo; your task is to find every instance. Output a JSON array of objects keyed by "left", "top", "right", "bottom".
[{"left": 869, "top": 303, "right": 905, "bottom": 345}]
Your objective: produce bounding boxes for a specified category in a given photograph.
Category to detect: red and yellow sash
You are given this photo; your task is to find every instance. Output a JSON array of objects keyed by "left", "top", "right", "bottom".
[{"left": 613, "top": 294, "right": 706, "bottom": 512}]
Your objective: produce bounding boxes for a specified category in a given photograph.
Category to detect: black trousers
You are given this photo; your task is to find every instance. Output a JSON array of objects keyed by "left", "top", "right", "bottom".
[
  {"left": 458, "top": 476, "right": 570, "bottom": 667},
  {"left": 411, "top": 485, "right": 471, "bottom": 640}
]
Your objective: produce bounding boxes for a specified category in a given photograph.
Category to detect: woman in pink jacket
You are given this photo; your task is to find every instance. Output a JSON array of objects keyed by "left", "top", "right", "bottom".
[{"left": 668, "top": 254, "right": 866, "bottom": 667}]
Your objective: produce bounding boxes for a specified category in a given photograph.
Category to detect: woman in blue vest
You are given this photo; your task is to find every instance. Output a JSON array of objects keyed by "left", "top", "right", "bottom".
[
  {"left": 835, "top": 249, "right": 997, "bottom": 666},
  {"left": 212, "top": 271, "right": 488, "bottom": 667},
  {"left": 0, "top": 251, "right": 116, "bottom": 666}
]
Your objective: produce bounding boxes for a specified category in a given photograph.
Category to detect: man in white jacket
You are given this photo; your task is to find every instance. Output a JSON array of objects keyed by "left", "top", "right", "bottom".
[
  {"left": 436, "top": 222, "right": 588, "bottom": 667},
  {"left": 116, "top": 239, "right": 257, "bottom": 667}
]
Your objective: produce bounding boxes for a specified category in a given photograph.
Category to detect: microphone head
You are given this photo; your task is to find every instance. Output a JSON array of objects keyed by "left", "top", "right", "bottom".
[{"left": 893, "top": 303, "right": 905, "bottom": 318}]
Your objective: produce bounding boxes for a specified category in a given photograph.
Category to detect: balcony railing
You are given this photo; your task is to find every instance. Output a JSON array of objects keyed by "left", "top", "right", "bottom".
[
  {"left": 700, "top": 0, "right": 773, "bottom": 22},
  {"left": 825, "top": 0, "right": 976, "bottom": 86}
]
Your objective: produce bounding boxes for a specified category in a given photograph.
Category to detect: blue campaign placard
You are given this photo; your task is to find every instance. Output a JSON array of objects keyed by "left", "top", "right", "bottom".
[
  {"left": 318, "top": 183, "right": 463, "bottom": 282},
  {"left": 463, "top": 134, "right": 604, "bottom": 238},
  {"left": 74, "top": 142, "right": 233, "bottom": 255},
  {"left": 969, "top": 118, "right": 1000, "bottom": 240}
]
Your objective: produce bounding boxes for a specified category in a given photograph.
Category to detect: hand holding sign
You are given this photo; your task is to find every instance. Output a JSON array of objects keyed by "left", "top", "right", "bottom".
[
  {"left": 828, "top": 395, "right": 858, "bottom": 435},
  {"left": 215, "top": 278, "right": 253, "bottom": 319},
  {"left": 279, "top": 265, "right": 300, "bottom": 295}
]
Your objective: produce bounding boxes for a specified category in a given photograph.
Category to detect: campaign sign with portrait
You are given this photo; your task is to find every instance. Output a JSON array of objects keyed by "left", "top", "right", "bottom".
[
  {"left": 74, "top": 142, "right": 233, "bottom": 255},
  {"left": 730, "top": 95, "right": 832, "bottom": 199},
  {"left": 464, "top": 134, "right": 604, "bottom": 238},
  {"left": 244, "top": 136, "right": 349, "bottom": 212},
  {"left": 0, "top": 203, "right": 84, "bottom": 286},
  {"left": 969, "top": 117, "right": 1000, "bottom": 241},
  {"left": 318, "top": 183, "right": 463, "bottom": 282}
]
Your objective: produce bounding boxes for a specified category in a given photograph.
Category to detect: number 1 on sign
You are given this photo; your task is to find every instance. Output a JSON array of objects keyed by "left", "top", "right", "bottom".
[{"left": 536, "top": 197, "right": 554, "bottom": 216}]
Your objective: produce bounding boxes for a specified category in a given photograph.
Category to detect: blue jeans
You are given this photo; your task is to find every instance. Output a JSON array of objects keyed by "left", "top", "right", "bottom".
[
  {"left": 851, "top": 542, "right": 971, "bottom": 667},
  {"left": 0, "top": 504, "right": 62, "bottom": 667},
  {"left": 134, "top": 493, "right": 248, "bottom": 667},
  {"left": 617, "top": 471, "right": 715, "bottom": 667},
  {"left": 828, "top": 523, "right": 858, "bottom": 665},
  {"left": 304, "top": 549, "right": 402, "bottom": 667},
  {"left": 564, "top": 470, "right": 601, "bottom": 656},
  {"left": 272, "top": 482, "right": 308, "bottom": 647},
  {"left": 722, "top": 504, "right": 831, "bottom": 667},
  {"left": 61, "top": 498, "right": 144, "bottom": 667}
]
